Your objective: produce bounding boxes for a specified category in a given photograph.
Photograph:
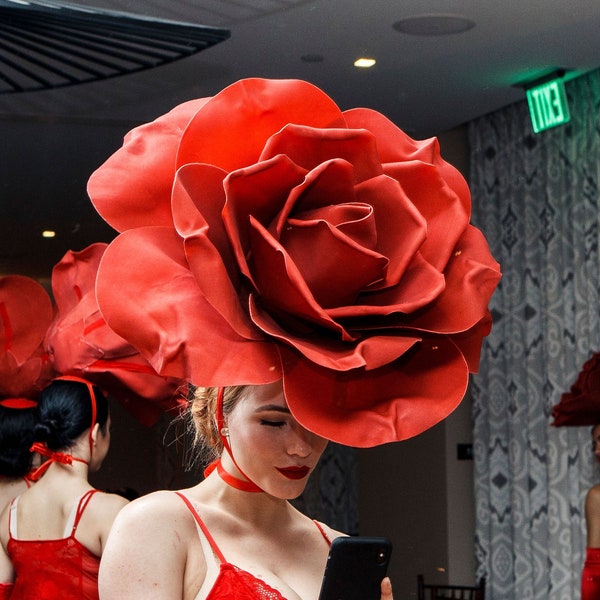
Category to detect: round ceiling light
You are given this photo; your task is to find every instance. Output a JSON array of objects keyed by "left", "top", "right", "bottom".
[
  {"left": 393, "top": 14, "right": 475, "bottom": 36},
  {"left": 301, "top": 54, "right": 324, "bottom": 63}
]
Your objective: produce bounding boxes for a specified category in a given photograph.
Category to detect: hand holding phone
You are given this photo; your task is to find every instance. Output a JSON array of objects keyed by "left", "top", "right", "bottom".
[{"left": 318, "top": 536, "right": 392, "bottom": 600}]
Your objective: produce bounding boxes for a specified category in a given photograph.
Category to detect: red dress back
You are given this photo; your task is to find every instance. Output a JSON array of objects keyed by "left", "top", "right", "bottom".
[{"left": 7, "top": 489, "right": 101, "bottom": 600}]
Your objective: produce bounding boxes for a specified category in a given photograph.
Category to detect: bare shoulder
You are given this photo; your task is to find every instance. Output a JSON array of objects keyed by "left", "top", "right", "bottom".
[
  {"left": 94, "top": 490, "right": 129, "bottom": 514},
  {"left": 315, "top": 521, "right": 347, "bottom": 542},
  {"left": 114, "top": 489, "right": 188, "bottom": 517},
  {"left": 586, "top": 484, "right": 600, "bottom": 508},
  {"left": 99, "top": 490, "right": 202, "bottom": 599},
  {"left": 105, "top": 490, "right": 197, "bottom": 543}
]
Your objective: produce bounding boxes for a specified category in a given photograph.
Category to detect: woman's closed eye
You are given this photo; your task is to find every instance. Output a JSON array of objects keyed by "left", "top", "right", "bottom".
[{"left": 260, "top": 419, "right": 286, "bottom": 428}]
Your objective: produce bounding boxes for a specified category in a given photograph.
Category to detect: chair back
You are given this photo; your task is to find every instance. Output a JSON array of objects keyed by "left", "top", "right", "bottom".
[{"left": 417, "top": 574, "right": 486, "bottom": 600}]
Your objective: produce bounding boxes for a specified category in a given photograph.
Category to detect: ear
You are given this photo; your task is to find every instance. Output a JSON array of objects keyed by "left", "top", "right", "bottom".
[{"left": 90, "top": 422, "right": 102, "bottom": 446}]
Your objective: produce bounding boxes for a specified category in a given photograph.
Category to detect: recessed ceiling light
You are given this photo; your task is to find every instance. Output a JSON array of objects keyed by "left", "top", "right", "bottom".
[
  {"left": 393, "top": 14, "right": 475, "bottom": 36},
  {"left": 42, "top": 230, "right": 56, "bottom": 238},
  {"left": 301, "top": 54, "right": 324, "bottom": 63},
  {"left": 354, "top": 58, "right": 376, "bottom": 68}
]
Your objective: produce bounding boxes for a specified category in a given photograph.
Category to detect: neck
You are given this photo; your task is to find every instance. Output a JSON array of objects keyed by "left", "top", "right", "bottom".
[
  {"left": 28, "top": 444, "right": 90, "bottom": 482},
  {"left": 205, "top": 458, "right": 263, "bottom": 493}
]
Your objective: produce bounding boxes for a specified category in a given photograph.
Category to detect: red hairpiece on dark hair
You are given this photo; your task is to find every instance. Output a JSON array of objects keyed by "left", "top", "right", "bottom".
[
  {"left": 45, "top": 244, "right": 186, "bottom": 426},
  {"left": 0, "top": 398, "right": 37, "bottom": 409},
  {"left": 0, "top": 275, "right": 54, "bottom": 403}
]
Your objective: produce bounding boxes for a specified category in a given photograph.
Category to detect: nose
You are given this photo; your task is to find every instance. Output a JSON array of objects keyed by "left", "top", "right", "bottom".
[{"left": 286, "top": 424, "right": 315, "bottom": 457}]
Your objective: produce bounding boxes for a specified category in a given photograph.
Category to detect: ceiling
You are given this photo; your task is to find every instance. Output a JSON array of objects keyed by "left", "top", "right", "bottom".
[{"left": 1, "top": 0, "right": 600, "bottom": 280}]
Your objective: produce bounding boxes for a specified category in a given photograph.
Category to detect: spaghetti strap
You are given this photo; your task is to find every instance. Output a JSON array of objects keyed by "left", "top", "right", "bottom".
[
  {"left": 175, "top": 492, "right": 227, "bottom": 564},
  {"left": 71, "top": 489, "right": 98, "bottom": 536},
  {"left": 8, "top": 497, "right": 18, "bottom": 539},
  {"left": 313, "top": 520, "right": 332, "bottom": 546}
]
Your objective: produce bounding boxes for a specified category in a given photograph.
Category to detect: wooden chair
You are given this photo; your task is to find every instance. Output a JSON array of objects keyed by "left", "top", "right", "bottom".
[{"left": 417, "top": 574, "right": 486, "bottom": 600}]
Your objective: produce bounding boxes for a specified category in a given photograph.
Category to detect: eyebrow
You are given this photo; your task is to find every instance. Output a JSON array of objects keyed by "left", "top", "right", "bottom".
[{"left": 255, "top": 404, "right": 291, "bottom": 414}]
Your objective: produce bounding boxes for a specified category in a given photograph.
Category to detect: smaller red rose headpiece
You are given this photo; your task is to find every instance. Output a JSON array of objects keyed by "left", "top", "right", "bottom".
[
  {"left": 552, "top": 352, "right": 600, "bottom": 427},
  {"left": 44, "top": 243, "right": 186, "bottom": 426},
  {"left": 0, "top": 275, "right": 54, "bottom": 401}
]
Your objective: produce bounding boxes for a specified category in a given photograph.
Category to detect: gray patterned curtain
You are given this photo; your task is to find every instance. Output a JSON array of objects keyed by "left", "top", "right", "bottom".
[
  {"left": 292, "top": 444, "right": 358, "bottom": 534},
  {"left": 468, "top": 69, "right": 600, "bottom": 599}
]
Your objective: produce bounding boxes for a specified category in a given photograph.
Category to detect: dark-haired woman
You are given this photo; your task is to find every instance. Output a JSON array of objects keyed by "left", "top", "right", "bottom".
[
  {"left": 0, "top": 400, "right": 38, "bottom": 515},
  {"left": 0, "top": 377, "right": 128, "bottom": 599}
]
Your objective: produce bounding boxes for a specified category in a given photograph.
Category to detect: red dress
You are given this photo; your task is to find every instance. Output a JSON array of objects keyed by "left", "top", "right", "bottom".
[
  {"left": 175, "top": 492, "right": 331, "bottom": 599},
  {"left": 7, "top": 490, "right": 101, "bottom": 600},
  {"left": 582, "top": 547, "right": 600, "bottom": 600}
]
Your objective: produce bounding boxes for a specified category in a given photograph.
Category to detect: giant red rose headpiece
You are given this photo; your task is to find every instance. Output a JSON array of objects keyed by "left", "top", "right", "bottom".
[
  {"left": 88, "top": 78, "right": 501, "bottom": 447},
  {"left": 44, "top": 243, "right": 185, "bottom": 426}
]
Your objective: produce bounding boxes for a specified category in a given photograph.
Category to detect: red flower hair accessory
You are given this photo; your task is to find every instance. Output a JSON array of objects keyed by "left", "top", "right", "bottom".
[
  {"left": 89, "top": 78, "right": 501, "bottom": 447},
  {"left": 0, "top": 275, "right": 54, "bottom": 402},
  {"left": 44, "top": 243, "right": 186, "bottom": 426},
  {"left": 552, "top": 352, "right": 600, "bottom": 427}
]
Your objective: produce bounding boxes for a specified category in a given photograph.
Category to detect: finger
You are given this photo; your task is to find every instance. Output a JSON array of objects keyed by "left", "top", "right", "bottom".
[{"left": 380, "top": 576, "right": 393, "bottom": 599}]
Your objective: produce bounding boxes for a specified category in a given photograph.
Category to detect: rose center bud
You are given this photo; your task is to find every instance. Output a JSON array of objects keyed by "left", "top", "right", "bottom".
[{"left": 279, "top": 203, "right": 388, "bottom": 309}]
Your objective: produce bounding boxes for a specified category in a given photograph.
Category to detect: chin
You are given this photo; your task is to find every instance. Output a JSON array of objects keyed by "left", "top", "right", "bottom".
[{"left": 273, "top": 481, "right": 310, "bottom": 501}]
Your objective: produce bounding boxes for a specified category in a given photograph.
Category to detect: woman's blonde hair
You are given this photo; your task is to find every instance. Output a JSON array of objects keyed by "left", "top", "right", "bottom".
[{"left": 188, "top": 386, "right": 247, "bottom": 465}]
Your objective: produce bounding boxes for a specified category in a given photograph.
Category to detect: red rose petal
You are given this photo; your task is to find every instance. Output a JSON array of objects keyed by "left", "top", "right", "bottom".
[
  {"left": 282, "top": 338, "right": 468, "bottom": 447},
  {"left": 403, "top": 225, "right": 501, "bottom": 334},
  {"left": 51, "top": 243, "right": 106, "bottom": 314},
  {"left": 450, "top": 312, "right": 493, "bottom": 373},
  {"left": 385, "top": 160, "right": 469, "bottom": 271},
  {"left": 96, "top": 227, "right": 281, "bottom": 386},
  {"left": 251, "top": 294, "right": 420, "bottom": 371},
  {"left": 281, "top": 211, "right": 388, "bottom": 308},
  {"left": 260, "top": 123, "right": 383, "bottom": 182},
  {"left": 0, "top": 275, "right": 53, "bottom": 365},
  {"left": 178, "top": 79, "right": 346, "bottom": 173},
  {"left": 353, "top": 174, "right": 427, "bottom": 290},
  {"left": 272, "top": 159, "right": 357, "bottom": 237},
  {"left": 172, "top": 164, "right": 262, "bottom": 340},
  {"left": 343, "top": 108, "right": 470, "bottom": 212},
  {"left": 248, "top": 216, "right": 350, "bottom": 339},
  {"left": 223, "top": 154, "right": 308, "bottom": 283},
  {"left": 343, "top": 108, "right": 431, "bottom": 163},
  {"left": 328, "top": 251, "right": 445, "bottom": 318},
  {"left": 88, "top": 98, "right": 209, "bottom": 232},
  {"left": 0, "top": 352, "right": 51, "bottom": 399}
]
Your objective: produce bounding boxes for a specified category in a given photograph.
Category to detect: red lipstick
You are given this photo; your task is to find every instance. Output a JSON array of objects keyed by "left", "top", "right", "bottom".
[{"left": 276, "top": 466, "right": 310, "bottom": 480}]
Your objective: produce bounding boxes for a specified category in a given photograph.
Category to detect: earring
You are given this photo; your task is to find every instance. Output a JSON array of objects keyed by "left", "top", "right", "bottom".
[{"left": 220, "top": 427, "right": 229, "bottom": 437}]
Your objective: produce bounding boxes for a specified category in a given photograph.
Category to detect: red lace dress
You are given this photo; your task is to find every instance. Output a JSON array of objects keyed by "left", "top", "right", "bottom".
[
  {"left": 582, "top": 547, "right": 600, "bottom": 600},
  {"left": 7, "top": 489, "right": 101, "bottom": 599},
  {"left": 175, "top": 492, "right": 331, "bottom": 600}
]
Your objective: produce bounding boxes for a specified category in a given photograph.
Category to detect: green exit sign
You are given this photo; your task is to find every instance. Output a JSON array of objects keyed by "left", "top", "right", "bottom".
[{"left": 526, "top": 79, "right": 570, "bottom": 133}]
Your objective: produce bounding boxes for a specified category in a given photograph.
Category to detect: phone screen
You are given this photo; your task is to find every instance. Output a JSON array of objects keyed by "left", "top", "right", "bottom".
[{"left": 318, "top": 536, "right": 392, "bottom": 600}]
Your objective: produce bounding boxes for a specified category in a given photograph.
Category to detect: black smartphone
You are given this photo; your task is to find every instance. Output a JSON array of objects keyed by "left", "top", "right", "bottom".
[{"left": 318, "top": 536, "right": 392, "bottom": 600}]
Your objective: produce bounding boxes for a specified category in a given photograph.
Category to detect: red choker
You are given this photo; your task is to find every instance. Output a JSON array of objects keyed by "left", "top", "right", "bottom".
[{"left": 204, "top": 459, "right": 262, "bottom": 493}]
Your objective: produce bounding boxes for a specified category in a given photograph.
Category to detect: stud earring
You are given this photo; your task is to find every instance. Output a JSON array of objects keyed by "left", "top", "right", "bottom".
[{"left": 220, "top": 427, "right": 229, "bottom": 437}]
